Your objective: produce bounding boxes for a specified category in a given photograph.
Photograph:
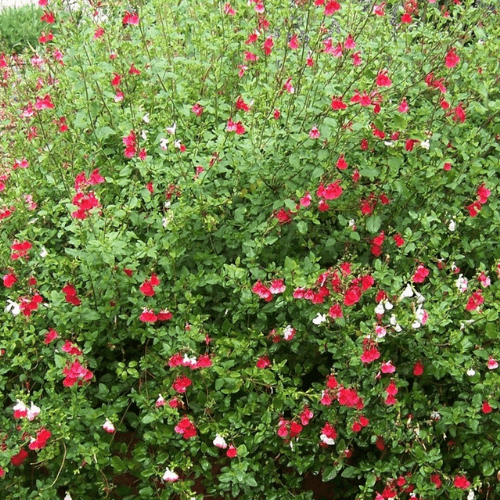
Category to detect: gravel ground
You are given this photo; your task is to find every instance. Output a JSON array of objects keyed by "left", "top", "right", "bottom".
[{"left": 0, "top": 0, "right": 37, "bottom": 9}]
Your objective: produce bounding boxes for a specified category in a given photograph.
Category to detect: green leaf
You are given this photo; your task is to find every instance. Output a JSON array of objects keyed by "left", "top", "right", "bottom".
[{"left": 366, "top": 215, "right": 382, "bottom": 234}]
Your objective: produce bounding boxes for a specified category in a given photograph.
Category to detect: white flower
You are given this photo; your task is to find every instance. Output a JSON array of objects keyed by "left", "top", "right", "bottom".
[
  {"left": 102, "top": 418, "right": 115, "bottom": 433},
  {"left": 183, "top": 354, "right": 197, "bottom": 367},
  {"left": 64, "top": 493, "right": 73, "bottom": 500},
  {"left": 383, "top": 300, "right": 393, "bottom": 310},
  {"left": 39, "top": 246, "right": 48, "bottom": 259},
  {"left": 412, "top": 320, "right": 421, "bottom": 329},
  {"left": 468, "top": 490, "right": 475, "bottom": 500},
  {"left": 27, "top": 402, "right": 41, "bottom": 421},
  {"left": 312, "top": 313, "right": 327, "bottom": 325},
  {"left": 166, "top": 122, "right": 177, "bottom": 134},
  {"left": 213, "top": 434, "right": 227, "bottom": 449},
  {"left": 13, "top": 400, "right": 27, "bottom": 414},
  {"left": 384, "top": 141, "right": 394, "bottom": 147},
  {"left": 283, "top": 325, "right": 295, "bottom": 340},
  {"left": 400, "top": 284, "right": 414, "bottom": 300},
  {"left": 141, "top": 130, "right": 148, "bottom": 141},
  {"left": 448, "top": 219, "right": 456, "bottom": 231},
  {"left": 5, "top": 299, "right": 20, "bottom": 316},
  {"left": 415, "top": 306, "right": 429, "bottom": 325},
  {"left": 160, "top": 137, "right": 168, "bottom": 150},
  {"left": 320, "top": 434, "right": 335, "bottom": 446},
  {"left": 164, "top": 201, "right": 171, "bottom": 210},
  {"left": 414, "top": 291, "right": 425, "bottom": 304},
  {"left": 143, "top": 113, "right": 150, "bottom": 123},
  {"left": 456, "top": 274, "right": 468, "bottom": 292},
  {"left": 430, "top": 411, "right": 441, "bottom": 420},
  {"left": 394, "top": 323, "right": 402, "bottom": 332},
  {"left": 467, "top": 368, "right": 476, "bottom": 376},
  {"left": 374, "top": 303, "right": 385, "bottom": 315},
  {"left": 375, "top": 325, "right": 386, "bottom": 338},
  {"left": 163, "top": 467, "right": 179, "bottom": 482},
  {"left": 348, "top": 219, "right": 355, "bottom": 227},
  {"left": 420, "top": 139, "right": 430, "bottom": 150}
]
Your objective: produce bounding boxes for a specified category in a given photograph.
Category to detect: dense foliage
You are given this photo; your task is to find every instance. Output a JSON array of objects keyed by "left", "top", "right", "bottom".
[
  {"left": 0, "top": 5, "right": 45, "bottom": 55},
  {"left": 1, "top": 0, "right": 500, "bottom": 498}
]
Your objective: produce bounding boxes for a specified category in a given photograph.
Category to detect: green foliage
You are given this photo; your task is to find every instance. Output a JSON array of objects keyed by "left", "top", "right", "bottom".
[
  {"left": 0, "top": 5, "right": 44, "bottom": 54},
  {"left": 0, "top": 0, "right": 500, "bottom": 498}
]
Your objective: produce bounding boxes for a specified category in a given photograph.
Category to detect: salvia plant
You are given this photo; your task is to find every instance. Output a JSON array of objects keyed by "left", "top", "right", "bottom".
[{"left": 0, "top": 0, "right": 499, "bottom": 499}]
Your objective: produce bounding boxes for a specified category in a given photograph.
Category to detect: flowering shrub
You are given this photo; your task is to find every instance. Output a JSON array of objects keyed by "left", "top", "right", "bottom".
[{"left": 1, "top": 0, "right": 500, "bottom": 498}]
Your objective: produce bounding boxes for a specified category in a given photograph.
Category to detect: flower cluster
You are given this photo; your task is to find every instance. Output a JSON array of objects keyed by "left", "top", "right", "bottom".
[
  {"left": 174, "top": 416, "right": 197, "bottom": 439},
  {"left": 252, "top": 278, "right": 286, "bottom": 301}
]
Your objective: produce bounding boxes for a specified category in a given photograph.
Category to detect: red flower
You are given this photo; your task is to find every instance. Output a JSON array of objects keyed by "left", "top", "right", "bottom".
[
  {"left": 3, "top": 272, "right": 17, "bottom": 288},
  {"left": 482, "top": 400, "right": 493, "bottom": 414},
  {"left": 451, "top": 103, "right": 466, "bottom": 123},
  {"left": 361, "top": 346, "right": 381, "bottom": 364},
  {"left": 401, "top": 12, "right": 412, "bottom": 23},
  {"left": 226, "top": 444, "right": 238, "bottom": 458},
  {"left": 324, "top": 0, "right": 341, "bottom": 15},
  {"left": 466, "top": 290, "right": 484, "bottom": 311},
  {"left": 172, "top": 375, "right": 192, "bottom": 394},
  {"left": 344, "top": 286, "right": 361, "bottom": 306},
  {"left": 338, "top": 387, "right": 361, "bottom": 408},
  {"left": 430, "top": 474, "right": 442, "bottom": 489},
  {"left": 336, "top": 155, "right": 348, "bottom": 170},
  {"left": 393, "top": 234, "right": 405, "bottom": 247},
  {"left": 445, "top": 47, "right": 460, "bottom": 68},
  {"left": 375, "top": 70, "right": 392, "bottom": 87},
  {"left": 274, "top": 208, "right": 292, "bottom": 225},
  {"left": 139, "top": 309, "right": 157, "bottom": 323},
  {"left": 40, "top": 10, "right": 55, "bottom": 23},
  {"left": 352, "top": 421, "right": 362, "bottom": 432},
  {"left": 174, "top": 416, "right": 197, "bottom": 439},
  {"left": 262, "top": 36, "right": 274, "bottom": 55},
  {"left": 413, "top": 360, "right": 424, "bottom": 376},
  {"left": 331, "top": 96, "right": 347, "bottom": 110},
  {"left": 123, "top": 11, "right": 139, "bottom": 25},
  {"left": 256, "top": 356, "right": 271, "bottom": 368},
  {"left": 375, "top": 436, "right": 385, "bottom": 451},
  {"left": 329, "top": 304, "right": 343, "bottom": 319},
  {"left": 453, "top": 475, "right": 471, "bottom": 489},
  {"left": 412, "top": 265, "right": 429, "bottom": 283},
  {"left": 44, "top": 328, "right": 59, "bottom": 344},
  {"left": 11, "top": 448, "right": 28, "bottom": 466},
  {"left": 157, "top": 309, "right": 173, "bottom": 321}
]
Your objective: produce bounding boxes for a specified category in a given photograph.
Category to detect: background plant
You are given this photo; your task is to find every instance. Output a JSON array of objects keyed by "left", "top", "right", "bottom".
[
  {"left": 0, "top": 5, "right": 45, "bottom": 55},
  {"left": 0, "top": 0, "right": 499, "bottom": 499}
]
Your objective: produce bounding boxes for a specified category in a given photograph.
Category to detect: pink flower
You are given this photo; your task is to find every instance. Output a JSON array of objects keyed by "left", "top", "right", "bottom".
[
  {"left": 398, "top": 98, "right": 409, "bottom": 113},
  {"left": 288, "top": 34, "right": 299, "bottom": 50},
  {"left": 283, "top": 77, "right": 294, "bottom": 94},
  {"left": 103, "top": 419, "right": 115, "bottom": 433},
  {"left": 224, "top": 3, "right": 236, "bottom": 15},
  {"left": 123, "top": 11, "right": 139, "bottom": 25},
  {"left": 309, "top": 126, "right": 320, "bottom": 139},
  {"left": 381, "top": 361, "right": 396, "bottom": 373},
  {"left": 487, "top": 357, "right": 498, "bottom": 370},
  {"left": 44, "top": 328, "right": 58, "bottom": 344}
]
